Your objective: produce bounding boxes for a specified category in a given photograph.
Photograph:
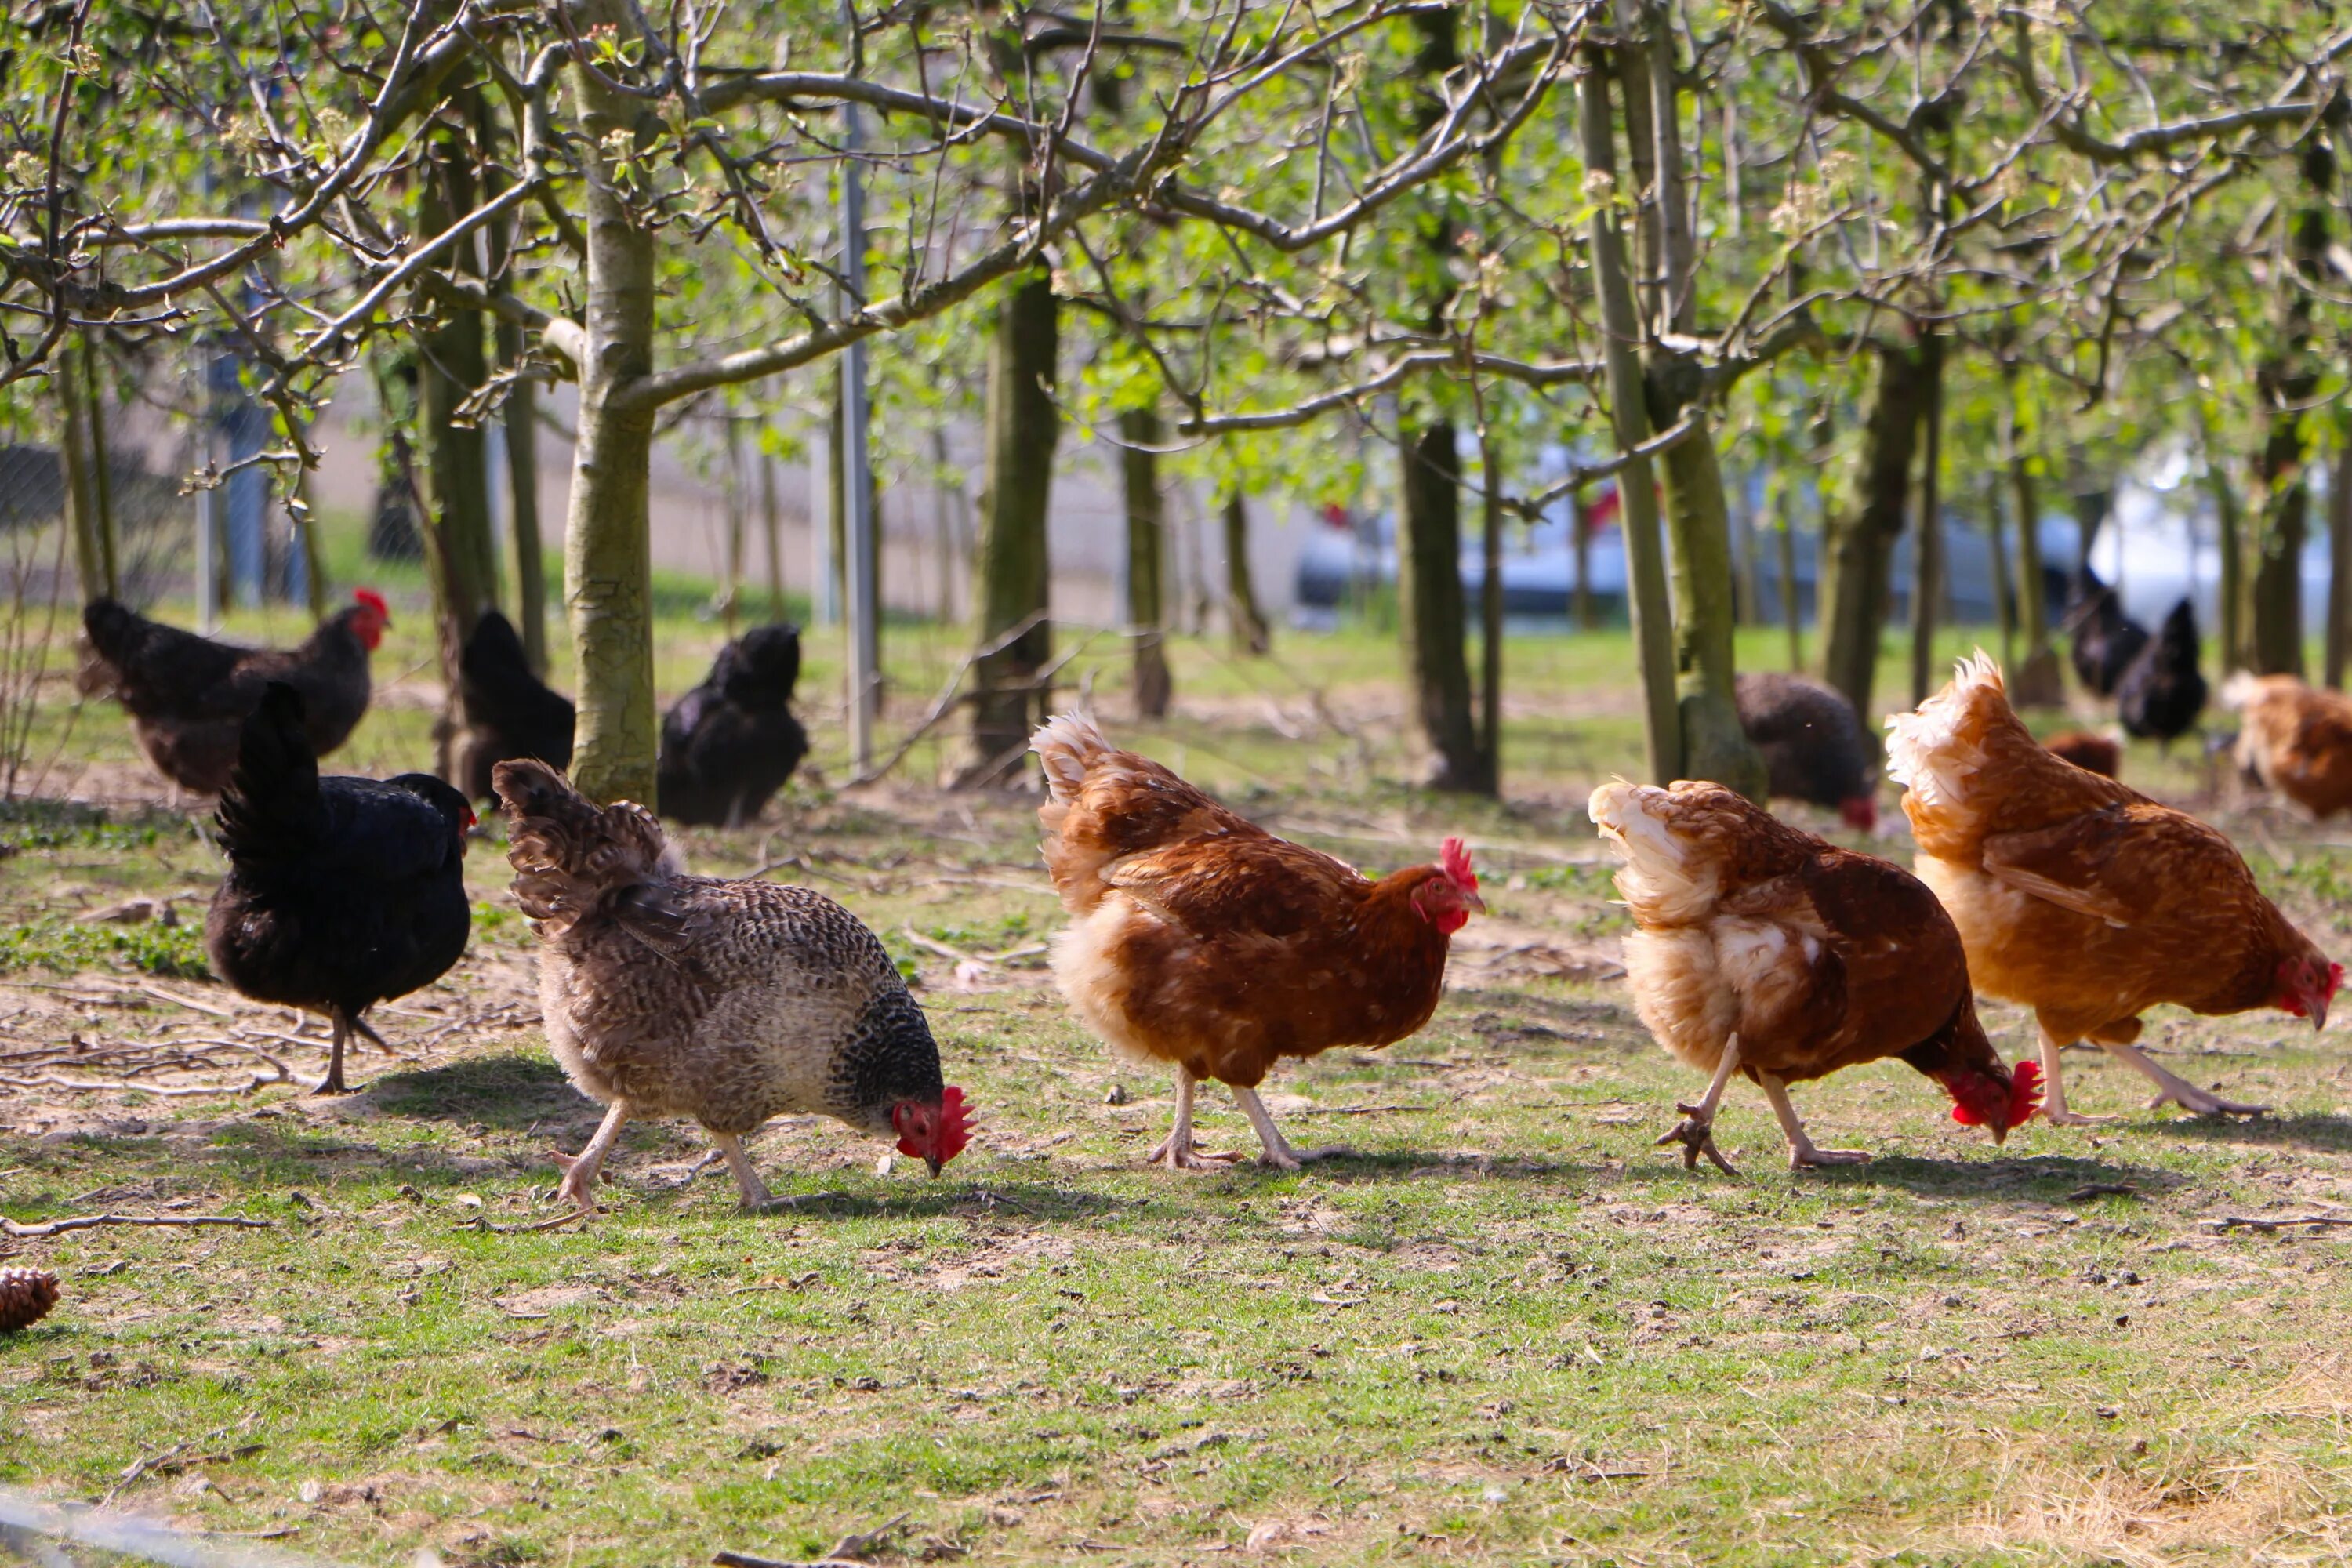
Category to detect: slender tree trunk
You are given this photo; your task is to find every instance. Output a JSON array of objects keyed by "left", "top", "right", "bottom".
[
  {"left": 2328, "top": 432, "right": 2352, "bottom": 690},
  {"left": 1909, "top": 327, "right": 1946, "bottom": 707},
  {"left": 2071, "top": 487, "right": 2111, "bottom": 573},
  {"left": 959, "top": 268, "right": 1058, "bottom": 785},
  {"left": 1579, "top": 49, "right": 1680, "bottom": 784},
  {"left": 80, "top": 340, "right": 120, "bottom": 601},
  {"left": 416, "top": 128, "right": 500, "bottom": 782},
  {"left": 2250, "top": 147, "right": 2332, "bottom": 680},
  {"left": 1476, "top": 425, "right": 1504, "bottom": 788},
  {"left": 763, "top": 448, "right": 786, "bottom": 622},
  {"left": 1732, "top": 473, "right": 1761, "bottom": 626},
  {"left": 2201, "top": 423, "right": 2245, "bottom": 674},
  {"left": 929, "top": 427, "right": 955, "bottom": 624},
  {"left": 1773, "top": 477, "right": 1802, "bottom": 670},
  {"left": 826, "top": 366, "right": 848, "bottom": 623},
  {"left": 1120, "top": 406, "right": 1171, "bottom": 719},
  {"left": 59, "top": 336, "right": 107, "bottom": 601},
  {"left": 1399, "top": 422, "right": 1483, "bottom": 789},
  {"left": 1986, "top": 471, "right": 2016, "bottom": 670},
  {"left": 1570, "top": 485, "right": 1596, "bottom": 633},
  {"left": 500, "top": 328, "right": 548, "bottom": 672},
  {"left": 1819, "top": 341, "right": 1926, "bottom": 722},
  {"left": 563, "top": 27, "right": 661, "bottom": 805},
  {"left": 719, "top": 414, "right": 746, "bottom": 637},
  {"left": 1222, "top": 491, "right": 1270, "bottom": 655}
]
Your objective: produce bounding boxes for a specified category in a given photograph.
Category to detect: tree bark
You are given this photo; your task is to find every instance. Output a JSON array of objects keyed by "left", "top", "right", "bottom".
[
  {"left": 1120, "top": 406, "right": 1171, "bottom": 719},
  {"left": 1819, "top": 341, "right": 1926, "bottom": 722},
  {"left": 1222, "top": 491, "right": 1270, "bottom": 655},
  {"left": 563, "top": 30, "right": 661, "bottom": 805},
  {"left": 1399, "top": 422, "right": 1484, "bottom": 789},
  {"left": 415, "top": 128, "right": 501, "bottom": 783},
  {"left": 59, "top": 335, "right": 107, "bottom": 601},
  {"left": 1477, "top": 426, "right": 1505, "bottom": 786},
  {"left": 1986, "top": 470, "right": 2016, "bottom": 670},
  {"left": 1909, "top": 327, "right": 1946, "bottom": 707},
  {"left": 1570, "top": 485, "right": 1597, "bottom": 633},
  {"left": 1579, "top": 49, "right": 1681, "bottom": 785},
  {"left": 959, "top": 268, "right": 1058, "bottom": 785},
  {"left": 1773, "top": 476, "right": 1802, "bottom": 670},
  {"left": 720, "top": 415, "right": 746, "bottom": 637},
  {"left": 80, "top": 339, "right": 120, "bottom": 602},
  {"left": 763, "top": 448, "right": 787, "bottom": 622},
  {"left": 2201, "top": 422, "right": 2246, "bottom": 674},
  {"left": 500, "top": 327, "right": 547, "bottom": 673},
  {"left": 2250, "top": 146, "right": 2332, "bottom": 680},
  {"left": 2328, "top": 432, "right": 2352, "bottom": 690}
]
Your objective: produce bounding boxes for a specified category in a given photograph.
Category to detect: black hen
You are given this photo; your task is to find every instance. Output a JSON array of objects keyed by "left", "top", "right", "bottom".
[
  {"left": 206, "top": 683, "right": 474, "bottom": 1094},
  {"left": 457, "top": 609, "right": 575, "bottom": 804},
  {"left": 2118, "top": 599, "right": 2207, "bottom": 750},
  {"left": 2063, "top": 567, "right": 2150, "bottom": 698},
  {"left": 657, "top": 624, "right": 810, "bottom": 827},
  {"left": 1733, "top": 671, "right": 1878, "bottom": 830}
]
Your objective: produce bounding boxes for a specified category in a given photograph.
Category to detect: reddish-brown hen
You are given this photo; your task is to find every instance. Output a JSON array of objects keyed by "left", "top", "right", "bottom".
[
  {"left": 1032, "top": 713, "right": 1483, "bottom": 1169},
  {"left": 1591, "top": 779, "right": 2040, "bottom": 1172},
  {"left": 2224, "top": 672, "right": 2352, "bottom": 818},
  {"left": 1891, "top": 654, "right": 2338, "bottom": 1124}
]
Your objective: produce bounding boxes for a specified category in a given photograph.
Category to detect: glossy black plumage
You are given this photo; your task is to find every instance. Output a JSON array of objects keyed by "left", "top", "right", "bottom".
[
  {"left": 2117, "top": 599, "right": 2207, "bottom": 747},
  {"left": 657, "top": 624, "right": 809, "bottom": 826},
  {"left": 457, "top": 609, "right": 575, "bottom": 803},
  {"left": 205, "top": 684, "right": 472, "bottom": 1093},
  {"left": 2064, "top": 567, "right": 2151, "bottom": 699},
  {"left": 1734, "top": 671, "right": 1878, "bottom": 826}
]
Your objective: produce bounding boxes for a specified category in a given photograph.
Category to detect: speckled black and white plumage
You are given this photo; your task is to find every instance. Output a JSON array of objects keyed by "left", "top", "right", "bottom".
[{"left": 495, "top": 758, "right": 949, "bottom": 1210}]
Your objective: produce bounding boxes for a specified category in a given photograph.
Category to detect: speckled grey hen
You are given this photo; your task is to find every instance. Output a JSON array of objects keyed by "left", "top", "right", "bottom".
[{"left": 494, "top": 760, "right": 971, "bottom": 1214}]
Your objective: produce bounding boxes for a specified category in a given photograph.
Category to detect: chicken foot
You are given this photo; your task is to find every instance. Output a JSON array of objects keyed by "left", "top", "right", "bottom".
[
  {"left": 549, "top": 1100, "right": 632, "bottom": 1214},
  {"left": 1232, "top": 1085, "right": 1352, "bottom": 1171},
  {"left": 1145, "top": 1071, "right": 1243, "bottom": 1171},
  {"left": 1657, "top": 1033, "right": 1743, "bottom": 1175},
  {"left": 312, "top": 1011, "right": 353, "bottom": 1096},
  {"left": 1758, "top": 1073, "right": 1871, "bottom": 1169},
  {"left": 2106, "top": 1040, "right": 2270, "bottom": 1118},
  {"left": 2035, "top": 1027, "right": 2119, "bottom": 1127},
  {"left": 710, "top": 1131, "right": 779, "bottom": 1208}
]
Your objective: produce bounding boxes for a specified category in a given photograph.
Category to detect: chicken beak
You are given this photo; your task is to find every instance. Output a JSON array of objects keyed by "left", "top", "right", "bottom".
[
  {"left": 1465, "top": 888, "right": 1488, "bottom": 916},
  {"left": 924, "top": 1154, "right": 943, "bottom": 1179},
  {"left": 2311, "top": 992, "right": 2329, "bottom": 1033}
]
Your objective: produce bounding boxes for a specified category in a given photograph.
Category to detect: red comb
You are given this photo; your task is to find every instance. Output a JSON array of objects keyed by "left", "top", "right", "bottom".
[
  {"left": 2007, "top": 1059, "right": 2045, "bottom": 1125},
  {"left": 1440, "top": 837, "right": 1477, "bottom": 892},
  {"left": 354, "top": 588, "right": 388, "bottom": 615},
  {"left": 932, "top": 1085, "right": 972, "bottom": 1163}
]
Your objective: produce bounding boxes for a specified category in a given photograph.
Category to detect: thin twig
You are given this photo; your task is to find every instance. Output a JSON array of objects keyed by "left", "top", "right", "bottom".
[{"left": 1, "top": 1213, "right": 274, "bottom": 1240}]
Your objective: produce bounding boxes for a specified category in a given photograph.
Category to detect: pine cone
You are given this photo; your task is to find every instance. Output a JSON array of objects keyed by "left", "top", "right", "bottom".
[{"left": 0, "top": 1265, "right": 60, "bottom": 1332}]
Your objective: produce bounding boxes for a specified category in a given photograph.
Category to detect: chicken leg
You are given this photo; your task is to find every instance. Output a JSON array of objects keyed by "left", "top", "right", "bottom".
[
  {"left": 312, "top": 1011, "right": 352, "bottom": 1096},
  {"left": 1657, "top": 1033, "right": 1743, "bottom": 1174},
  {"left": 1232, "top": 1085, "right": 1351, "bottom": 1171},
  {"left": 2105, "top": 1040, "right": 2270, "bottom": 1117},
  {"left": 550, "top": 1100, "right": 632, "bottom": 1214},
  {"left": 1145, "top": 1070, "right": 1243, "bottom": 1171},
  {"left": 2035, "top": 1026, "right": 2118, "bottom": 1127},
  {"left": 710, "top": 1131, "right": 775, "bottom": 1208},
  {"left": 1757, "top": 1072, "right": 1871, "bottom": 1169}
]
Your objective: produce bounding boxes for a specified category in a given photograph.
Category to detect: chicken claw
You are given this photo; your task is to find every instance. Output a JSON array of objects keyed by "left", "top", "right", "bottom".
[
  {"left": 1656, "top": 1105, "right": 1739, "bottom": 1175},
  {"left": 2145, "top": 1085, "right": 2270, "bottom": 1118},
  {"left": 1786, "top": 1142, "right": 1871, "bottom": 1170},
  {"left": 546, "top": 1147, "right": 604, "bottom": 1214},
  {"left": 1145, "top": 1132, "right": 1243, "bottom": 1171},
  {"left": 2042, "top": 1108, "right": 2122, "bottom": 1128}
]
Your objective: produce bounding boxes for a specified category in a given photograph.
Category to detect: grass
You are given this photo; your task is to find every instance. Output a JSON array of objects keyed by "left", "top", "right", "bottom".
[{"left": 5, "top": 520, "right": 2352, "bottom": 1564}]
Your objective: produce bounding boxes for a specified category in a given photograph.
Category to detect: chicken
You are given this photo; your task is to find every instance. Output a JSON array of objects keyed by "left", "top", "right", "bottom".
[
  {"left": 1733, "top": 671, "right": 1878, "bottom": 830},
  {"left": 1030, "top": 713, "right": 1484, "bottom": 1170},
  {"left": 493, "top": 759, "right": 969, "bottom": 1213},
  {"left": 2042, "top": 730, "right": 2122, "bottom": 779},
  {"left": 205, "top": 683, "right": 474, "bottom": 1094},
  {"left": 1889, "top": 653, "right": 2338, "bottom": 1123},
  {"left": 82, "top": 589, "right": 388, "bottom": 797},
  {"left": 2223, "top": 672, "right": 2352, "bottom": 818},
  {"left": 2063, "top": 567, "right": 2149, "bottom": 698},
  {"left": 2117, "top": 600, "right": 2206, "bottom": 750},
  {"left": 457, "top": 609, "right": 575, "bottom": 804},
  {"left": 1590, "top": 780, "right": 2040, "bottom": 1172},
  {"left": 657, "top": 624, "right": 810, "bottom": 827}
]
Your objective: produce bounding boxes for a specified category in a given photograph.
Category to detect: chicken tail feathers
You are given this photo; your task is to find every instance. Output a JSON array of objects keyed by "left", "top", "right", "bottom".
[
  {"left": 1031, "top": 711, "right": 1113, "bottom": 802},
  {"left": 494, "top": 759, "right": 675, "bottom": 936},
  {"left": 216, "top": 683, "right": 321, "bottom": 860}
]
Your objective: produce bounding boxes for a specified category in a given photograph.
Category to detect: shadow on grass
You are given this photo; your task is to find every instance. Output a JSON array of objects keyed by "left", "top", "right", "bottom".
[
  {"left": 358, "top": 1052, "right": 585, "bottom": 1128},
  {"left": 1607, "top": 1149, "right": 2186, "bottom": 1200},
  {"left": 652, "top": 1179, "right": 1127, "bottom": 1224},
  {"left": 2140, "top": 1110, "right": 2352, "bottom": 1152}
]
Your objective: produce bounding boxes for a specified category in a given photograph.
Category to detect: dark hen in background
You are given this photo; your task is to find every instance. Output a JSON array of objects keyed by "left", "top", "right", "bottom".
[
  {"left": 205, "top": 684, "right": 474, "bottom": 1094},
  {"left": 2063, "top": 567, "right": 2150, "bottom": 698},
  {"left": 2041, "top": 729, "right": 2122, "bottom": 779},
  {"left": 1733, "top": 671, "right": 1878, "bottom": 830},
  {"left": 2117, "top": 599, "right": 2207, "bottom": 750},
  {"left": 457, "top": 609, "right": 575, "bottom": 804},
  {"left": 80, "top": 589, "right": 387, "bottom": 797},
  {"left": 657, "top": 623, "right": 810, "bottom": 826}
]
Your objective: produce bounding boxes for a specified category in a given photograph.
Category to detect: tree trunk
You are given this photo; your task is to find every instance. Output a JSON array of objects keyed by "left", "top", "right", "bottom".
[
  {"left": 1570, "top": 485, "right": 1597, "bottom": 633},
  {"left": 563, "top": 31, "right": 661, "bottom": 806},
  {"left": 59, "top": 336, "right": 107, "bottom": 601},
  {"left": 720, "top": 415, "right": 746, "bottom": 637},
  {"left": 1985, "top": 471, "right": 2016, "bottom": 670},
  {"left": 2250, "top": 147, "right": 2332, "bottom": 680},
  {"left": 1579, "top": 49, "right": 1680, "bottom": 784},
  {"left": 1222, "top": 490, "right": 1270, "bottom": 655},
  {"left": 763, "top": 448, "right": 787, "bottom": 622},
  {"left": 1476, "top": 426, "right": 1504, "bottom": 786},
  {"left": 1773, "top": 477, "right": 1802, "bottom": 670},
  {"left": 958, "top": 268, "right": 1058, "bottom": 785},
  {"left": 1120, "top": 406, "right": 1171, "bottom": 719},
  {"left": 2328, "top": 432, "right": 2352, "bottom": 690},
  {"left": 415, "top": 129, "right": 500, "bottom": 783},
  {"left": 2071, "top": 487, "right": 2111, "bottom": 572},
  {"left": 500, "top": 325, "right": 548, "bottom": 673},
  {"left": 2205, "top": 438, "right": 2246, "bottom": 674},
  {"left": 80, "top": 339, "right": 120, "bottom": 602},
  {"left": 826, "top": 365, "right": 848, "bottom": 623},
  {"left": 1818, "top": 341, "right": 1926, "bottom": 723},
  {"left": 1909, "top": 327, "right": 1946, "bottom": 707},
  {"left": 1399, "top": 421, "right": 1484, "bottom": 790}
]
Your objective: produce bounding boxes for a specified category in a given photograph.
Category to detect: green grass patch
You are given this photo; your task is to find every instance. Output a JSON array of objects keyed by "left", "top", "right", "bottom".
[{"left": 0, "top": 914, "right": 212, "bottom": 979}]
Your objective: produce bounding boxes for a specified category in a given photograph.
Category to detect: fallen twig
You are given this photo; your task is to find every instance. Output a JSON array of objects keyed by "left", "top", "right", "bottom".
[
  {"left": 2201, "top": 1214, "right": 2352, "bottom": 1233},
  {"left": 2064, "top": 1184, "right": 2140, "bottom": 1203},
  {"left": 1287, "top": 1104, "right": 1433, "bottom": 1117},
  {"left": 137, "top": 984, "right": 233, "bottom": 1018},
  {"left": 2, "top": 1212, "right": 274, "bottom": 1240}
]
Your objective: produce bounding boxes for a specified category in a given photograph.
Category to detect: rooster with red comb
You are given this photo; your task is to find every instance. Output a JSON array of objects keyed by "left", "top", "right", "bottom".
[{"left": 1031, "top": 713, "right": 1484, "bottom": 1170}]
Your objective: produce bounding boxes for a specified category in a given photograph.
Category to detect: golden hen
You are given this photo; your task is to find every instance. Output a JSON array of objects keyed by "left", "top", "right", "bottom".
[
  {"left": 1032, "top": 713, "right": 1483, "bottom": 1170},
  {"left": 1890, "top": 654, "right": 2337, "bottom": 1124},
  {"left": 2223, "top": 672, "right": 2352, "bottom": 819},
  {"left": 1592, "top": 779, "right": 2041, "bottom": 1172}
]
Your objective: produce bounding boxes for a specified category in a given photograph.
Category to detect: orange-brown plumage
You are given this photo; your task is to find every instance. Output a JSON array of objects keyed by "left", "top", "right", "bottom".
[
  {"left": 1033, "top": 713, "right": 1480, "bottom": 1167},
  {"left": 1592, "top": 779, "right": 2038, "bottom": 1170},
  {"left": 1891, "top": 654, "right": 2336, "bottom": 1123},
  {"left": 2225, "top": 672, "right": 2352, "bottom": 818}
]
